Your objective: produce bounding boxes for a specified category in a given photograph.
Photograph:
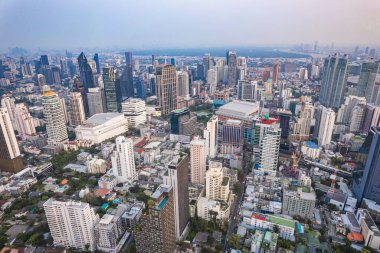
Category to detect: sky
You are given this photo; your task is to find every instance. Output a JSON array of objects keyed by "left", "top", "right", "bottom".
[{"left": 0, "top": 0, "right": 379, "bottom": 50}]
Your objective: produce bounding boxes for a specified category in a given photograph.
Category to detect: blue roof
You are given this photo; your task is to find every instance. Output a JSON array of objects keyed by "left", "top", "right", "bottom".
[
  {"left": 157, "top": 196, "right": 169, "bottom": 209},
  {"left": 101, "top": 203, "right": 109, "bottom": 210},
  {"left": 305, "top": 141, "right": 319, "bottom": 149},
  {"left": 113, "top": 198, "right": 119, "bottom": 204}
]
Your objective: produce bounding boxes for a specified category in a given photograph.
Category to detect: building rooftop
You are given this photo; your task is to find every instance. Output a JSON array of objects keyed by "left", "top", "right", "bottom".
[
  {"left": 305, "top": 141, "right": 319, "bottom": 149},
  {"left": 84, "top": 113, "right": 123, "bottom": 126}
]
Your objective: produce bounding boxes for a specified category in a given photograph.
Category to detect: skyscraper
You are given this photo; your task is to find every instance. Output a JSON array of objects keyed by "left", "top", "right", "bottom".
[
  {"left": 275, "top": 110, "right": 292, "bottom": 140},
  {"left": 190, "top": 136, "right": 206, "bottom": 184},
  {"left": 156, "top": 65, "right": 177, "bottom": 115},
  {"left": 14, "top": 103, "right": 36, "bottom": 139},
  {"left": 93, "top": 53, "right": 100, "bottom": 74},
  {"left": 111, "top": 136, "right": 137, "bottom": 183},
  {"left": 361, "top": 104, "right": 380, "bottom": 135},
  {"left": 163, "top": 154, "right": 190, "bottom": 240},
  {"left": 135, "top": 76, "right": 146, "bottom": 100},
  {"left": 203, "top": 116, "right": 218, "bottom": 158},
  {"left": 207, "top": 69, "right": 218, "bottom": 95},
  {"left": 78, "top": 52, "right": 95, "bottom": 90},
  {"left": 205, "top": 161, "right": 230, "bottom": 202},
  {"left": 177, "top": 71, "right": 189, "bottom": 97},
  {"left": 40, "top": 55, "right": 49, "bottom": 66},
  {"left": 125, "top": 52, "right": 133, "bottom": 66},
  {"left": 135, "top": 185, "right": 176, "bottom": 253},
  {"left": 237, "top": 80, "right": 257, "bottom": 101},
  {"left": 262, "top": 67, "right": 271, "bottom": 82},
  {"left": 273, "top": 62, "right": 280, "bottom": 83},
  {"left": 227, "top": 51, "right": 237, "bottom": 86},
  {"left": 42, "top": 90, "right": 68, "bottom": 145},
  {"left": 357, "top": 60, "right": 380, "bottom": 104},
  {"left": 121, "top": 98, "right": 146, "bottom": 127},
  {"left": 68, "top": 92, "right": 86, "bottom": 127},
  {"left": 103, "top": 67, "right": 122, "bottom": 112},
  {"left": 353, "top": 127, "right": 380, "bottom": 205},
  {"left": 87, "top": 87, "right": 105, "bottom": 116},
  {"left": 43, "top": 198, "right": 98, "bottom": 251},
  {"left": 293, "top": 104, "right": 314, "bottom": 137},
  {"left": 0, "top": 107, "right": 23, "bottom": 173},
  {"left": 170, "top": 107, "right": 190, "bottom": 134},
  {"left": 120, "top": 65, "right": 134, "bottom": 98},
  {"left": 317, "top": 107, "right": 335, "bottom": 147},
  {"left": 320, "top": 54, "right": 349, "bottom": 109}
]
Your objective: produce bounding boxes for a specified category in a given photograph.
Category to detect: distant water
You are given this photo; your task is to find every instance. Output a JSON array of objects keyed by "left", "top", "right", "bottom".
[{"left": 130, "top": 47, "right": 311, "bottom": 58}]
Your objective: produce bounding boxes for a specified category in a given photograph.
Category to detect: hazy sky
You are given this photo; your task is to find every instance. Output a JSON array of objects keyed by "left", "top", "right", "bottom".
[{"left": 0, "top": 0, "right": 379, "bottom": 50}]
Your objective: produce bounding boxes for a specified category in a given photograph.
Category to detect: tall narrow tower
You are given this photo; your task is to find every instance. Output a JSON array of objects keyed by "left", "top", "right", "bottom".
[
  {"left": 111, "top": 136, "right": 137, "bottom": 183},
  {"left": 156, "top": 65, "right": 177, "bottom": 115}
]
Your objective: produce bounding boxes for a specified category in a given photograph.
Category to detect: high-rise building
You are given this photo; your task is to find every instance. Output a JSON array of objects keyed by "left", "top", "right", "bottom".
[
  {"left": 203, "top": 116, "right": 218, "bottom": 158},
  {"left": 14, "top": 103, "right": 36, "bottom": 139},
  {"left": 282, "top": 187, "right": 316, "bottom": 218},
  {"left": 37, "top": 74, "right": 47, "bottom": 86},
  {"left": 293, "top": 104, "right": 314, "bottom": 137},
  {"left": 227, "top": 51, "right": 238, "bottom": 86},
  {"left": 135, "top": 185, "right": 176, "bottom": 253},
  {"left": 87, "top": 87, "right": 105, "bottom": 116},
  {"left": 93, "top": 53, "right": 100, "bottom": 74},
  {"left": 68, "top": 92, "right": 86, "bottom": 127},
  {"left": 120, "top": 65, "right": 134, "bottom": 99},
  {"left": 262, "top": 67, "right": 271, "bottom": 82},
  {"left": 357, "top": 60, "right": 380, "bottom": 104},
  {"left": 320, "top": 54, "right": 349, "bottom": 109},
  {"left": 111, "top": 136, "right": 136, "bottom": 183},
  {"left": 337, "top": 95, "right": 367, "bottom": 124},
  {"left": 135, "top": 76, "right": 146, "bottom": 100},
  {"left": 103, "top": 67, "right": 122, "bottom": 112},
  {"left": 273, "top": 62, "right": 280, "bottom": 83},
  {"left": 163, "top": 154, "right": 190, "bottom": 240},
  {"left": 156, "top": 65, "right": 177, "bottom": 115},
  {"left": 170, "top": 107, "right": 190, "bottom": 134},
  {"left": 78, "top": 52, "right": 95, "bottom": 90},
  {"left": 177, "top": 71, "right": 189, "bottom": 97},
  {"left": 1, "top": 95, "right": 15, "bottom": 124},
  {"left": 221, "top": 119, "right": 244, "bottom": 154},
  {"left": 0, "top": 107, "right": 23, "bottom": 172},
  {"left": 361, "top": 104, "right": 380, "bottom": 135},
  {"left": 43, "top": 198, "right": 98, "bottom": 251},
  {"left": 121, "top": 98, "right": 146, "bottom": 127},
  {"left": 317, "top": 107, "right": 335, "bottom": 147},
  {"left": 125, "top": 52, "right": 133, "bottom": 66},
  {"left": 206, "top": 69, "right": 217, "bottom": 95},
  {"left": 275, "top": 110, "right": 291, "bottom": 139},
  {"left": 205, "top": 161, "right": 230, "bottom": 202},
  {"left": 42, "top": 90, "right": 68, "bottom": 145},
  {"left": 299, "top": 68, "right": 308, "bottom": 81},
  {"left": 40, "top": 55, "right": 49, "bottom": 66},
  {"left": 350, "top": 102, "right": 366, "bottom": 132},
  {"left": 353, "top": 127, "right": 380, "bottom": 205},
  {"left": 190, "top": 136, "right": 206, "bottom": 184},
  {"left": 238, "top": 80, "right": 257, "bottom": 101}
]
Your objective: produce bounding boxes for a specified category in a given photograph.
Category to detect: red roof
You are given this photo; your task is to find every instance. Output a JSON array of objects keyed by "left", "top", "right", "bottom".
[
  {"left": 252, "top": 214, "right": 266, "bottom": 221},
  {"left": 96, "top": 188, "right": 110, "bottom": 198},
  {"left": 137, "top": 147, "right": 145, "bottom": 154},
  {"left": 259, "top": 117, "right": 278, "bottom": 125}
]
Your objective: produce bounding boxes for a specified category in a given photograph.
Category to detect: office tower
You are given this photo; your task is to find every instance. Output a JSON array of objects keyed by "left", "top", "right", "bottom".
[
  {"left": 314, "top": 40, "right": 318, "bottom": 51},
  {"left": 311, "top": 65, "right": 320, "bottom": 79},
  {"left": 236, "top": 56, "right": 247, "bottom": 80},
  {"left": 275, "top": 110, "right": 292, "bottom": 139},
  {"left": 205, "top": 161, "right": 230, "bottom": 202},
  {"left": 120, "top": 65, "right": 134, "bottom": 98},
  {"left": 170, "top": 107, "right": 190, "bottom": 134},
  {"left": 282, "top": 187, "right": 316, "bottom": 218},
  {"left": 177, "top": 71, "right": 189, "bottom": 97},
  {"left": 42, "top": 90, "right": 68, "bottom": 145},
  {"left": 237, "top": 80, "right": 257, "bottom": 101},
  {"left": 78, "top": 52, "right": 95, "bottom": 90},
  {"left": 215, "top": 59, "right": 225, "bottom": 83},
  {"left": 0, "top": 107, "right": 23, "bottom": 172},
  {"left": 337, "top": 95, "right": 367, "bottom": 124},
  {"left": 94, "top": 205, "right": 128, "bottom": 252},
  {"left": 163, "top": 154, "right": 190, "bottom": 240},
  {"left": 262, "top": 67, "right": 271, "bottom": 82},
  {"left": 203, "top": 54, "right": 213, "bottom": 73},
  {"left": 43, "top": 198, "right": 98, "bottom": 251},
  {"left": 196, "top": 63, "right": 205, "bottom": 80},
  {"left": 121, "top": 98, "right": 146, "bottom": 127},
  {"left": 317, "top": 107, "right": 335, "bottom": 146},
  {"left": 135, "top": 185, "right": 176, "bottom": 253},
  {"left": 273, "top": 62, "right": 280, "bottom": 83},
  {"left": 299, "top": 68, "right": 308, "bottom": 81},
  {"left": 221, "top": 119, "right": 244, "bottom": 154},
  {"left": 68, "top": 92, "right": 86, "bottom": 127},
  {"left": 125, "top": 52, "right": 133, "bottom": 66},
  {"left": 293, "top": 104, "right": 314, "bottom": 137},
  {"left": 353, "top": 127, "right": 380, "bottom": 204},
  {"left": 59, "top": 97, "right": 69, "bottom": 125},
  {"left": 350, "top": 102, "right": 366, "bottom": 132},
  {"left": 254, "top": 119, "right": 281, "bottom": 175},
  {"left": 190, "top": 136, "right": 206, "bottom": 184},
  {"left": 369, "top": 49, "right": 376, "bottom": 57},
  {"left": 207, "top": 69, "right": 218, "bottom": 95},
  {"left": 14, "top": 103, "right": 36, "bottom": 139},
  {"left": 151, "top": 54, "right": 157, "bottom": 67},
  {"left": 135, "top": 76, "right": 146, "bottom": 100},
  {"left": 227, "top": 51, "right": 238, "bottom": 86},
  {"left": 170, "top": 57, "right": 176, "bottom": 66},
  {"left": 87, "top": 87, "right": 105, "bottom": 116},
  {"left": 103, "top": 67, "right": 121, "bottom": 112},
  {"left": 319, "top": 54, "right": 349, "bottom": 109},
  {"left": 40, "top": 55, "right": 49, "bottom": 66},
  {"left": 156, "top": 65, "right": 177, "bottom": 115},
  {"left": 361, "top": 104, "right": 380, "bottom": 135},
  {"left": 203, "top": 116, "right": 218, "bottom": 158},
  {"left": 93, "top": 53, "right": 100, "bottom": 74},
  {"left": 40, "top": 65, "right": 54, "bottom": 84},
  {"left": 1, "top": 95, "right": 15, "bottom": 123},
  {"left": 312, "top": 105, "right": 324, "bottom": 139},
  {"left": 111, "top": 136, "right": 136, "bottom": 183},
  {"left": 357, "top": 60, "right": 380, "bottom": 104}
]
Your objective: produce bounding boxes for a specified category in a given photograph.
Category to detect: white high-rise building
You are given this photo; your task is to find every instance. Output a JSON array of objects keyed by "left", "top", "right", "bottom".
[
  {"left": 14, "top": 103, "right": 36, "bottom": 139},
  {"left": 42, "top": 90, "right": 68, "bottom": 145},
  {"left": 350, "top": 102, "right": 366, "bottom": 132},
  {"left": 121, "top": 98, "right": 146, "bottom": 127},
  {"left": 207, "top": 69, "right": 218, "bottom": 95},
  {"left": 43, "top": 198, "right": 99, "bottom": 251},
  {"left": 68, "top": 92, "right": 86, "bottom": 127},
  {"left": 59, "top": 97, "right": 69, "bottom": 124},
  {"left": 205, "top": 161, "right": 230, "bottom": 202},
  {"left": 299, "top": 68, "right": 308, "bottom": 81},
  {"left": 317, "top": 107, "right": 335, "bottom": 147},
  {"left": 111, "top": 136, "right": 137, "bottom": 183},
  {"left": 190, "top": 136, "right": 206, "bottom": 184},
  {"left": 257, "top": 125, "right": 281, "bottom": 175},
  {"left": 177, "top": 71, "right": 189, "bottom": 97},
  {"left": 293, "top": 104, "right": 314, "bottom": 137},
  {"left": 337, "top": 95, "right": 366, "bottom": 124},
  {"left": 87, "top": 87, "right": 105, "bottom": 116},
  {"left": 203, "top": 116, "right": 218, "bottom": 158},
  {"left": 1, "top": 95, "right": 15, "bottom": 124}
]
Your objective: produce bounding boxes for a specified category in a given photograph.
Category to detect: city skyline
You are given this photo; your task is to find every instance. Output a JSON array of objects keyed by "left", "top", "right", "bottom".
[{"left": 1, "top": 0, "right": 380, "bottom": 50}]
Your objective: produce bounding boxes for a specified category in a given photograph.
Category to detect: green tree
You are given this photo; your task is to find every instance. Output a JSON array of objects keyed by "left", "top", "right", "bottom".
[{"left": 228, "top": 234, "right": 241, "bottom": 250}]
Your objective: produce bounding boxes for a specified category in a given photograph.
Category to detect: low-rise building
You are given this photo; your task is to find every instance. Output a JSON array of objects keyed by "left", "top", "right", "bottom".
[
  {"left": 87, "top": 158, "right": 108, "bottom": 174},
  {"left": 197, "top": 197, "right": 230, "bottom": 221},
  {"left": 282, "top": 187, "right": 316, "bottom": 218},
  {"left": 98, "top": 174, "right": 118, "bottom": 190},
  {"left": 356, "top": 209, "right": 380, "bottom": 250}
]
